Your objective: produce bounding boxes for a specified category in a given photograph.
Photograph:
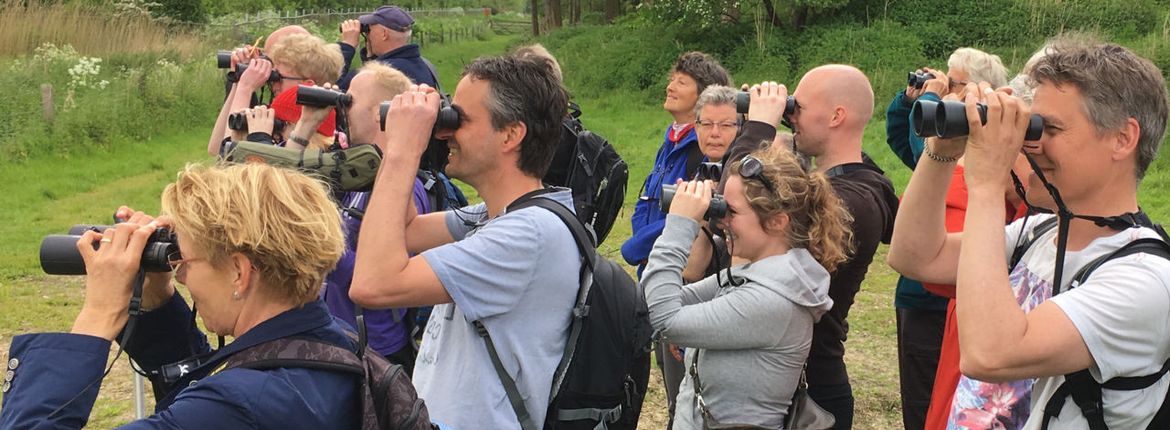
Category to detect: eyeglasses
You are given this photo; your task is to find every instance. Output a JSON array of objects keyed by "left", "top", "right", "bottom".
[
  {"left": 739, "top": 155, "right": 776, "bottom": 195},
  {"left": 697, "top": 120, "right": 740, "bottom": 131},
  {"left": 167, "top": 251, "right": 203, "bottom": 284}
]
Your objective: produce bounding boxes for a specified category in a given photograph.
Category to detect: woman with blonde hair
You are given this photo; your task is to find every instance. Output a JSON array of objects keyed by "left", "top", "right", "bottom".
[
  {"left": 0, "top": 163, "right": 381, "bottom": 429},
  {"left": 642, "top": 146, "right": 853, "bottom": 429}
]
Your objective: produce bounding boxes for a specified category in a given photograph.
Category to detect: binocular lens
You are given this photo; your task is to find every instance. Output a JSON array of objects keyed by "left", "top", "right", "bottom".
[
  {"left": 911, "top": 99, "right": 1044, "bottom": 141},
  {"left": 660, "top": 184, "right": 728, "bottom": 220}
]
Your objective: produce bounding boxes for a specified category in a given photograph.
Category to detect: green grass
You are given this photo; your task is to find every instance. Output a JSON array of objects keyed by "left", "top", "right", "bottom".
[{"left": 4, "top": 30, "right": 1170, "bottom": 429}]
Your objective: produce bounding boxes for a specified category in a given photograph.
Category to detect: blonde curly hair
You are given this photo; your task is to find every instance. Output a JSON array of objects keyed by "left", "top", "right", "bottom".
[{"left": 727, "top": 146, "right": 854, "bottom": 272}]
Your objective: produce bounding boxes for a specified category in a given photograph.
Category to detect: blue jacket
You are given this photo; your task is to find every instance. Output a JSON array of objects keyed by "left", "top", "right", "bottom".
[
  {"left": 337, "top": 43, "right": 438, "bottom": 91},
  {"left": 621, "top": 125, "right": 700, "bottom": 277},
  {"left": 884, "top": 90, "right": 949, "bottom": 311},
  {"left": 0, "top": 294, "right": 361, "bottom": 429}
]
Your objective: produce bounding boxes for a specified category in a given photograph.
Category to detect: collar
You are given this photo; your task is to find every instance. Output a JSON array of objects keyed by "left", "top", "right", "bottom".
[
  {"left": 377, "top": 43, "right": 420, "bottom": 61},
  {"left": 668, "top": 123, "right": 694, "bottom": 143}
]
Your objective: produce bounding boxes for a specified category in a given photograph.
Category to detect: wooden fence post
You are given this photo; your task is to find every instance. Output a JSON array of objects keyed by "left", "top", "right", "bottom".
[{"left": 41, "top": 84, "right": 54, "bottom": 122}]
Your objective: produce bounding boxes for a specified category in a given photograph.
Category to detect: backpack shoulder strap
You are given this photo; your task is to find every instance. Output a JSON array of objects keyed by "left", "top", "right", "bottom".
[
  {"left": 683, "top": 142, "right": 705, "bottom": 180},
  {"left": 1041, "top": 236, "right": 1170, "bottom": 430},
  {"left": 472, "top": 195, "right": 594, "bottom": 429},
  {"left": 1009, "top": 216, "right": 1059, "bottom": 270},
  {"left": 220, "top": 337, "right": 365, "bottom": 376}
]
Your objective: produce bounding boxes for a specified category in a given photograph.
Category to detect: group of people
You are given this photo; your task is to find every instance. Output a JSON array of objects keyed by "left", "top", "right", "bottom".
[{"left": 0, "top": 4, "right": 1168, "bottom": 430}]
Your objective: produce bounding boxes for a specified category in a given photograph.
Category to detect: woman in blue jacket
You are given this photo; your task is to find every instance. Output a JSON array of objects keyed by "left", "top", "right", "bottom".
[{"left": 0, "top": 163, "right": 362, "bottom": 429}]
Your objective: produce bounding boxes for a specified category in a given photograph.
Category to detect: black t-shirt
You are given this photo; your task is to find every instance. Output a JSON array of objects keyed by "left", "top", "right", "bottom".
[{"left": 806, "top": 163, "right": 898, "bottom": 387}]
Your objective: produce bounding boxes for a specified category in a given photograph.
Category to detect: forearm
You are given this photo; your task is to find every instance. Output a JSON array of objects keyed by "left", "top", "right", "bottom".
[
  {"left": 956, "top": 186, "right": 1028, "bottom": 376},
  {"left": 209, "top": 86, "right": 238, "bottom": 156},
  {"left": 887, "top": 153, "right": 958, "bottom": 282},
  {"left": 351, "top": 151, "right": 424, "bottom": 304},
  {"left": 642, "top": 215, "right": 700, "bottom": 330},
  {"left": 681, "top": 231, "right": 713, "bottom": 282}
]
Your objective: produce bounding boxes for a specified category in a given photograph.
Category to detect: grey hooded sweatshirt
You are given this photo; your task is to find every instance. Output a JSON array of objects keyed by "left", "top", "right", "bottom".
[{"left": 642, "top": 214, "right": 834, "bottom": 429}]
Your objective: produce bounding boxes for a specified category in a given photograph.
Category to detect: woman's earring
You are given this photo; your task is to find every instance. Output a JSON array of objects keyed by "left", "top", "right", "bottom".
[{"left": 232, "top": 291, "right": 242, "bottom": 301}]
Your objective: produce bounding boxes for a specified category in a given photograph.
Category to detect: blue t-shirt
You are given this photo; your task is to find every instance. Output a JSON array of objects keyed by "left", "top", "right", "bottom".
[{"left": 415, "top": 189, "right": 580, "bottom": 429}]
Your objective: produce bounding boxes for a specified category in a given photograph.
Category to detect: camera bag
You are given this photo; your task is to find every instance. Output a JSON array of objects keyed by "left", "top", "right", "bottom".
[{"left": 222, "top": 140, "right": 382, "bottom": 192}]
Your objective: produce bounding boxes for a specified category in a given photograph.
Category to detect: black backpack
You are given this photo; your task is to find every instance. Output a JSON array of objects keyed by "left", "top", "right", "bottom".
[
  {"left": 221, "top": 330, "right": 435, "bottom": 430},
  {"left": 543, "top": 102, "right": 630, "bottom": 247},
  {"left": 1009, "top": 216, "right": 1170, "bottom": 430},
  {"left": 473, "top": 193, "right": 653, "bottom": 430}
]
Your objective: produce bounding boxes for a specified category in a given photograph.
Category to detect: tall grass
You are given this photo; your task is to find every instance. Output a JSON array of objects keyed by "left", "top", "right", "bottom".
[{"left": 0, "top": 0, "right": 205, "bottom": 58}]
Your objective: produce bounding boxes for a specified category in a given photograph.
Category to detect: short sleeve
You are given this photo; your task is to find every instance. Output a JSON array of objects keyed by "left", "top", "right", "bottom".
[
  {"left": 1049, "top": 253, "right": 1170, "bottom": 380},
  {"left": 443, "top": 203, "right": 487, "bottom": 241},
  {"left": 424, "top": 208, "right": 547, "bottom": 322},
  {"left": 1003, "top": 214, "right": 1053, "bottom": 264}
]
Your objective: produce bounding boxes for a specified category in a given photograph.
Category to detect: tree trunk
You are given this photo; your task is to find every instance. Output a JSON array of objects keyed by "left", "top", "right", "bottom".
[
  {"left": 531, "top": 0, "right": 540, "bottom": 36},
  {"left": 545, "top": 0, "right": 562, "bottom": 30},
  {"left": 792, "top": 4, "right": 809, "bottom": 31},
  {"left": 722, "top": 0, "right": 740, "bottom": 23},
  {"left": 570, "top": 0, "right": 581, "bottom": 24},
  {"left": 761, "top": 0, "right": 783, "bottom": 27},
  {"left": 604, "top": 0, "right": 618, "bottom": 23}
]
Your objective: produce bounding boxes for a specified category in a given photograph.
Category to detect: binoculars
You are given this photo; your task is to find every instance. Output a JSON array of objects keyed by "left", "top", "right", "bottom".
[
  {"left": 227, "top": 112, "right": 287, "bottom": 133},
  {"left": 660, "top": 184, "right": 728, "bottom": 220},
  {"left": 216, "top": 51, "right": 270, "bottom": 70},
  {"left": 912, "top": 100, "right": 1043, "bottom": 141},
  {"left": 908, "top": 71, "right": 936, "bottom": 89},
  {"left": 340, "top": 23, "right": 372, "bottom": 34},
  {"left": 379, "top": 99, "right": 461, "bottom": 132},
  {"left": 695, "top": 162, "right": 722, "bottom": 181},
  {"left": 297, "top": 85, "right": 353, "bottom": 109},
  {"left": 40, "top": 225, "right": 179, "bottom": 275},
  {"left": 734, "top": 91, "right": 796, "bottom": 116},
  {"left": 235, "top": 61, "right": 282, "bottom": 83}
]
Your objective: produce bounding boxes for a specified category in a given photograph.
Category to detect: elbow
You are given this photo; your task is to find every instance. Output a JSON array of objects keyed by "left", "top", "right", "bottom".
[
  {"left": 348, "top": 277, "right": 385, "bottom": 308},
  {"left": 886, "top": 243, "right": 916, "bottom": 279},
  {"left": 958, "top": 352, "right": 1014, "bottom": 383}
]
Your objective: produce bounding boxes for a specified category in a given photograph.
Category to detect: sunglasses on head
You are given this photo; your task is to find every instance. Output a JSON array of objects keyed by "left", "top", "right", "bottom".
[{"left": 739, "top": 155, "right": 776, "bottom": 195}]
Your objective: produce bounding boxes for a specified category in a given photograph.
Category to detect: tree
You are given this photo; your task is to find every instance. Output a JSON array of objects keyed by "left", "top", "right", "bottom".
[
  {"left": 544, "top": 0, "right": 562, "bottom": 30},
  {"left": 604, "top": 0, "right": 619, "bottom": 23},
  {"left": 531, "top": 0, "right": 540, "bottom": 35}
]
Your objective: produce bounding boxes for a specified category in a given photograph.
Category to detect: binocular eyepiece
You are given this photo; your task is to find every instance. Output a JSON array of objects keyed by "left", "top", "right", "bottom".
[
  {"left": 734, "top": 91, "right": 796, "bottom": 116},
  {"left": 235, "top": 61, "right": 282, "bottom": 83},
  {"left": 911, "top": 99, "right": 1043, "bottom": 141},
  {"left": 227, "top": 112, "right": 287, "bottom": 133},
  {"left": 40, "top": 225, "right": 179, "bottom": 275},
  {"left": 908, "top": 71, "right": 936, "bottom": 89},
  {"left": 379, "top": 99, "right": 461, "bottom": 132},
  {"left": 296, "top": 85, "right": 353, "bottom": 109},
  {"left": 660, "top": 184, "right": 728, "bottom": 220},
  {"left": 695, "top": 162, "right": 723, "bottom": 181}
]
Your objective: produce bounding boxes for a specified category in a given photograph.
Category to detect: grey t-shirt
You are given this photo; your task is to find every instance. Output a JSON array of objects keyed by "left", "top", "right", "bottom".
[{"left": 415, "top": 190, "right": 579, "bottom": 429}]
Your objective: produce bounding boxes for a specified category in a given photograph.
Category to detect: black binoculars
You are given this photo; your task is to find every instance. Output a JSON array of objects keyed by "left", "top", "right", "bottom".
[
  {"left": 908, "top": 71, "right": 936, "bottom": 89},
  {"left": 912, "top": 99, "right": 1043, "bottom": 141},
  {"left": 340, "top": 23, "right": 371, "bottom": 34},
  {"left": 40, "top": 225, "right": 179, "bottom": 275},
  {"left": 217, "top": 51, "right": 270, "bottom": 70},
  {"left": 734, "top": 91, "right": 796, "bottom": 116},
  {"left": 695, "top": 162, "right": 722, "bottom": 181},
  {"left": 297, "top": 85, "right": 353, "bottom": 109},
  {"left": 235, "top": 61, "right": 282, "bottom": 83},
  {"left": 379, "top": 99, "right": 461, "bottom": 132},
  {"left": 227, "top": 112, "right": 287, "bottom": 133},
  {"left": 660, "top": 184, "right": 728, "bottom": 220}
]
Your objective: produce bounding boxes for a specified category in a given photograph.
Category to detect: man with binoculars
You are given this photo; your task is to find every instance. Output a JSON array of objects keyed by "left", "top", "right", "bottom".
[
  {"left": 336, "top": 6, "right": 438, "bottom": 92},
  {"left": 889, "top": 36, "right": 1170, "bottom": 429},
  {"left": 347, "top": 54, "right": 579, "bottom": 429},
  {"left": 725, "top": 66, "right": 899, "bottom": 429}
]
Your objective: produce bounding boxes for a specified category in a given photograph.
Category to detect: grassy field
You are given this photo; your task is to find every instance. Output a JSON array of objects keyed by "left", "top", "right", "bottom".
[{"left": 2, "top": 30, "right": 1170, "bottom": 429}]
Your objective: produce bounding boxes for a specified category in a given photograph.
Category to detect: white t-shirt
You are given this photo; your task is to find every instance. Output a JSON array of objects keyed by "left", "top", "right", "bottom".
[{"left": 1004, "top": 215, "right": 1170, "bottom": 430}]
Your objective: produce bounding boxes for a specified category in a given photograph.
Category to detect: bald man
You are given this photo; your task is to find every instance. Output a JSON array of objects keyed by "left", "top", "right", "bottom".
[
  {"left": 722, "top": 66, "right": 899, "bottom": 429},
  {"left": 791, "top": 65, "right": 897, "bottom": 430}
]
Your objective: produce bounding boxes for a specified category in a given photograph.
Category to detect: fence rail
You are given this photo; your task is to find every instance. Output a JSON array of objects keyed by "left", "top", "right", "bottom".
[{"left": 216, "top": 7, "right": 496, "bottom": 46}]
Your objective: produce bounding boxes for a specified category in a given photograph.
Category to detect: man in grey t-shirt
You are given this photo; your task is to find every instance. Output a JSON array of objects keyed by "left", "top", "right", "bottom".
[{"left": 350, "top": 54, "right": 577, "bottom": 429}]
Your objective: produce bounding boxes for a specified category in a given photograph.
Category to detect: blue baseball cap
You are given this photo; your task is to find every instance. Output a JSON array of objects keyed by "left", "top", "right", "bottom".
[{"left": 359, "top": 6, "right": 414, "bottom": 32}]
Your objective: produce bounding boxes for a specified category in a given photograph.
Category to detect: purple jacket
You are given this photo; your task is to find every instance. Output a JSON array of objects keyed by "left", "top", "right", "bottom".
[{"left": 322, "top": 179, "right": 431, "bottom": 356}]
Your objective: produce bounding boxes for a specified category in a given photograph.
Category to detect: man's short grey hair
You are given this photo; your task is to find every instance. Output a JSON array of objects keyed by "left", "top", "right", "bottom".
[
  {"left": 948, "top": 47, "right": 1009, "bottom": 88},
  {"left": 693, "top": 85, "right": 738, "bottom": 120},
  {"left": 391, "top": 27, "right": 412, "bottom": 44},
  {"left": 1028, "top": 35, "right": 1168, "bottom": 182}
]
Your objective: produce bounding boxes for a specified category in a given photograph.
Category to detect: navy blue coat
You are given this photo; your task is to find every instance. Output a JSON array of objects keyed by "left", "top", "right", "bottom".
[
  {"left": 0, "top": 294, "right": 361, "bottom": 429},
  {"left": 337, "top": 43, "right": 439, "bottom": 92}
]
